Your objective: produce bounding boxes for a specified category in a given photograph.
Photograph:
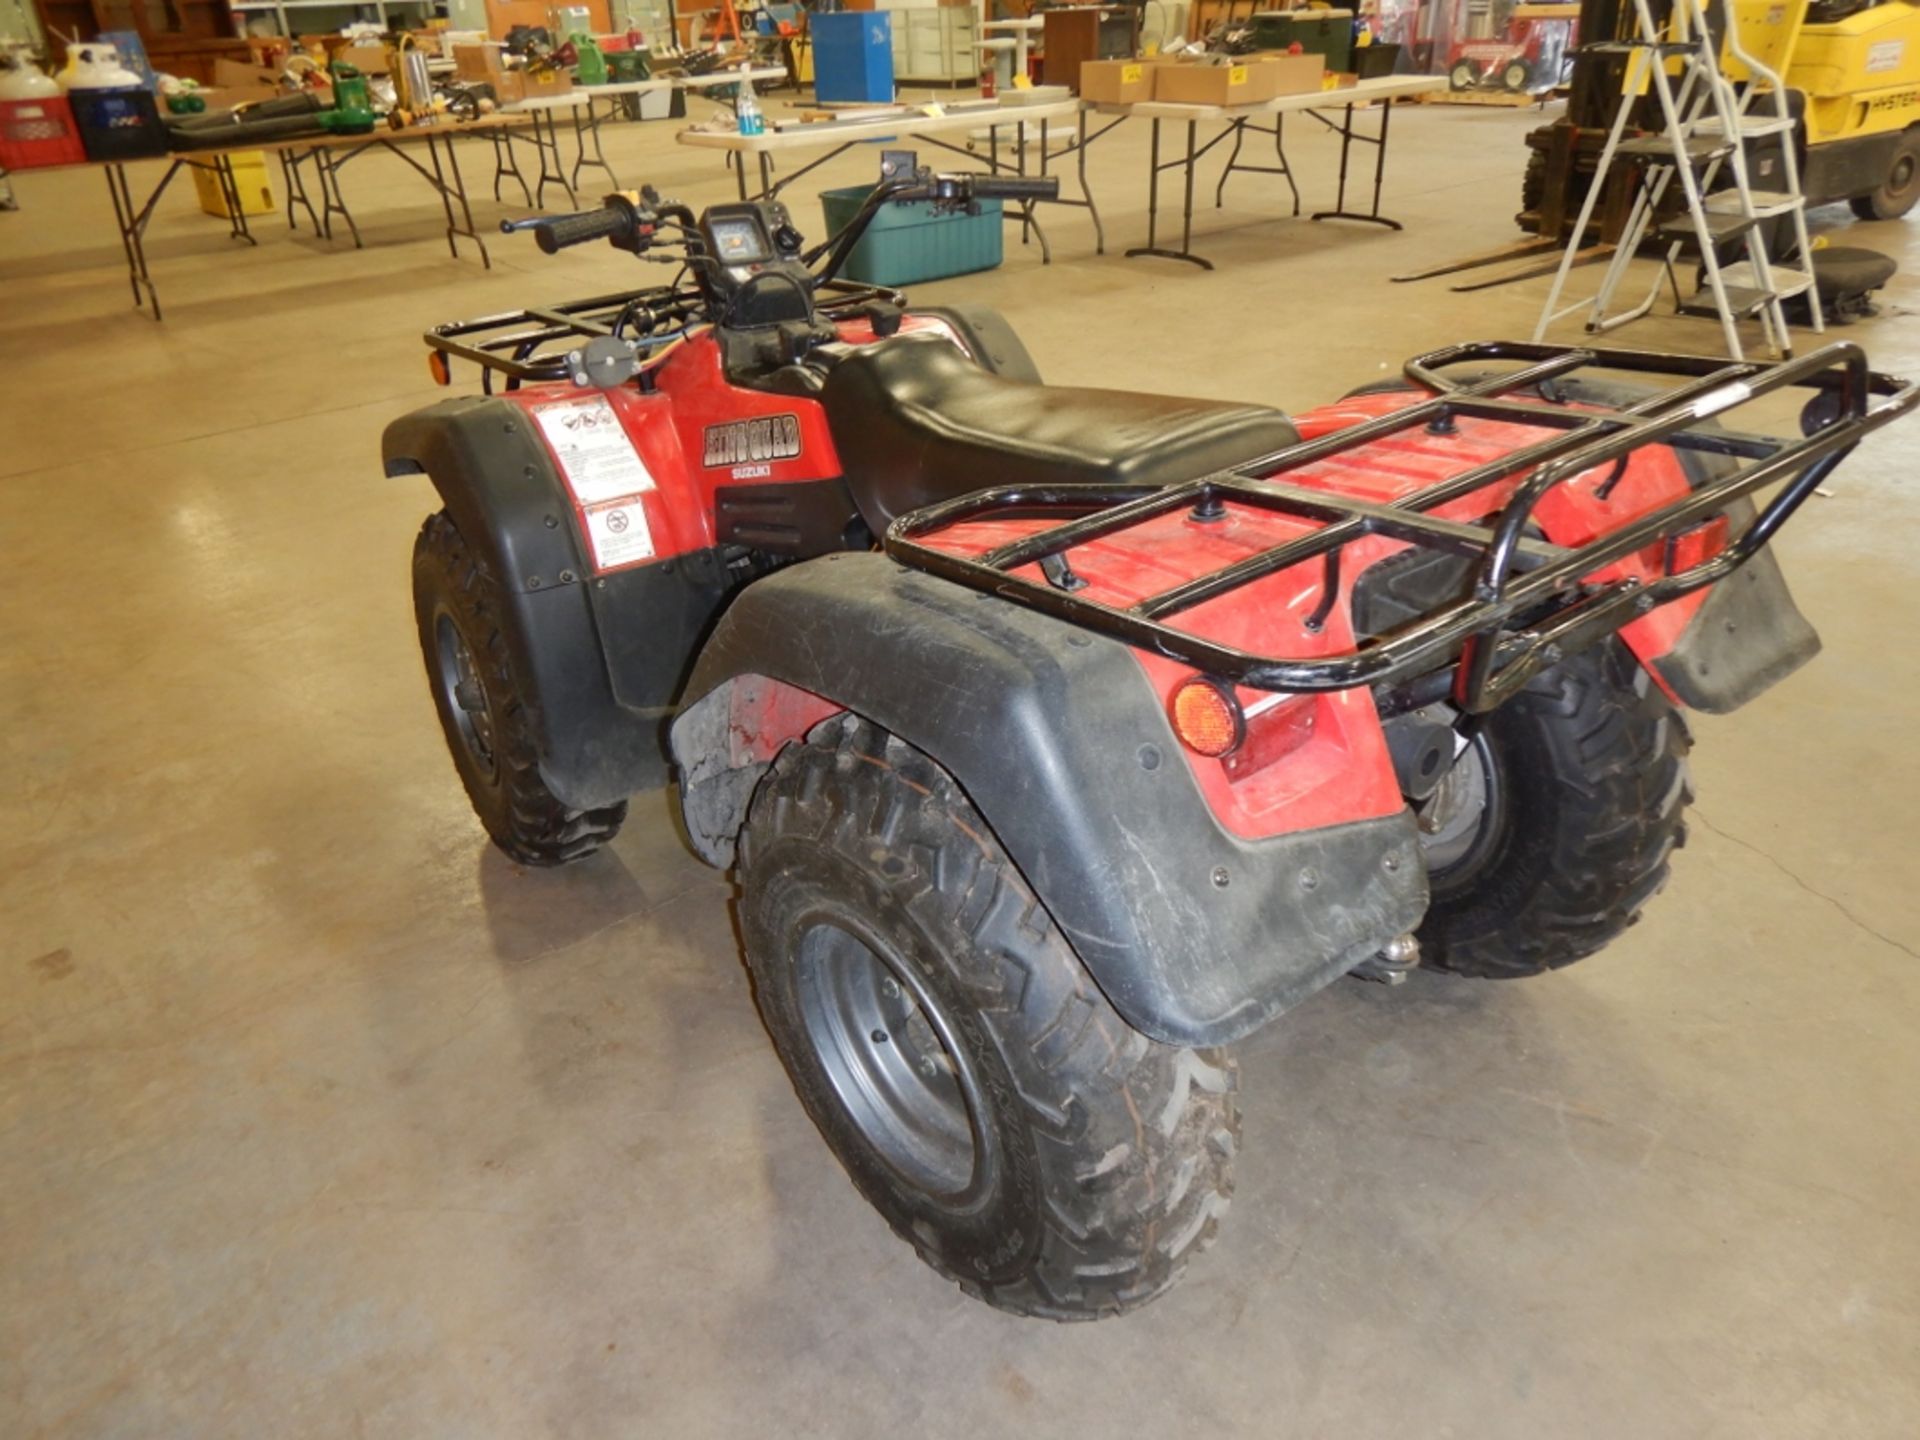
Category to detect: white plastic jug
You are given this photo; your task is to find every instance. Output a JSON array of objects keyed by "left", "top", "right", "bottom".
[{"left": 60, "top": 43, "right": 143, "bottom": 91}]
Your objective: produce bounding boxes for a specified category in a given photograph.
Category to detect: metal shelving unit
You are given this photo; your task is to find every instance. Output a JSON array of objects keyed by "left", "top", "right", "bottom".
[{"left": 229, "top": 0, "right": 446, "bottom": 38}]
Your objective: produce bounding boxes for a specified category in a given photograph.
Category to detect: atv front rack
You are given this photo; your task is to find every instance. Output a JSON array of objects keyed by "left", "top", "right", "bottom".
[
  {"left": 424, "top": 280, "right": 905, "bottom": 392},
  {"left": 885, "top": 341, "right": 1916, "bottom": 713}
]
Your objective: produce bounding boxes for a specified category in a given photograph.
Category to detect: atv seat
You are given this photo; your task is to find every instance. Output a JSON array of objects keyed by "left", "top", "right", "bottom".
[{"left": 821, "top": 333, "right": 1301, "bottom": 531}]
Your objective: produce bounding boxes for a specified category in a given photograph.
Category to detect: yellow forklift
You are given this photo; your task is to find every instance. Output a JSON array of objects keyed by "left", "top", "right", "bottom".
[
  {"left": 1402, "top": 0, "right": 1919, "bottom": 293},
  {"left": 1789, "top": 0, "right": 1920, "bottom": 217},
  {"left": 1520, "top": 0, "right": 1920, "bottom": 232}
]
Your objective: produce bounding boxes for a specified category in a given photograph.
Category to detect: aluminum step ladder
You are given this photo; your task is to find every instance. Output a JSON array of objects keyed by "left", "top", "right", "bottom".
[{"left": 1533, "top": 0, "right": 1820, "bottom": 360}]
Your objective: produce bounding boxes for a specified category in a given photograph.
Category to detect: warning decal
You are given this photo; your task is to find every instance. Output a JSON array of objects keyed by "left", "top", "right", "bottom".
[
  {"left": 533, "top": 396, "right": 656, "bottom": 505},
  {"left": 582, "top": 498, "right": 656, "bottom": 570}
]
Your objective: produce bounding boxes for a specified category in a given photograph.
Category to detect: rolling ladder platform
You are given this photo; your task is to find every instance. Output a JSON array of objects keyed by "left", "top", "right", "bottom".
[{"left": 1534, "top": 0, "right": 1820, "bottom": 360}]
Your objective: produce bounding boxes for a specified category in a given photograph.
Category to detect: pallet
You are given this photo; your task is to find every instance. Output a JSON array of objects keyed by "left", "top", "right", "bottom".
[{"left": 1417, "top": 87, "right": 1549, "bottom": 108}]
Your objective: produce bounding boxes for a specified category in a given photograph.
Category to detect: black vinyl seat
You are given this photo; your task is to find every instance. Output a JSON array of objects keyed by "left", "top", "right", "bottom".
[{"left": 821, "top": 333, "right": 1301, "bottom": 531}]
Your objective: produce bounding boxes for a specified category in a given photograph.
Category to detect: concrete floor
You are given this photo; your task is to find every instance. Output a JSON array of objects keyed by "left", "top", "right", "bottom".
[{"left": 3, "top": 97, "right": 1918, "bottom": 1438}]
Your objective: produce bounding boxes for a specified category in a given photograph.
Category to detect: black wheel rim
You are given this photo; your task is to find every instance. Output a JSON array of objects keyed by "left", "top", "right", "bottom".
[
  {"left": 795, "top": 921, "right": 979, "bottom": 1198},
  {"left": 1417, "top": 732, "right": 1504, "bottom": 884},
  {"left": 1890, "top": 153, "right": 1917, "bottom": 202},
  {"left": 433, "top": 610, "right": 498, "bottom": 780}
]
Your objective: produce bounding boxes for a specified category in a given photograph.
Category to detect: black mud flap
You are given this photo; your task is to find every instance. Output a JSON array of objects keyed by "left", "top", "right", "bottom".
[
  {"left": 671, "top": 553, "right": 1428, "bottom": 1048},
  {"left": 1653, "top": 542, "right": 1820, "bottom": 712}
]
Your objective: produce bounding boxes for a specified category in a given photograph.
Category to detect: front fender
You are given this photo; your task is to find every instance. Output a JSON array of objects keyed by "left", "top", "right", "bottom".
[
  {"left": 670, "top": 553, "right": 1427, "bottom": 1047},
  {"left": 385, "top": 395, "right": 668, "bottom": 809}
]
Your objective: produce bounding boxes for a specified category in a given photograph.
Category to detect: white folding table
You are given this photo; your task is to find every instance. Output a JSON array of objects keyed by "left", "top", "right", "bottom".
[
  {"left": 1088, "top": 74, "right": 1442, "bottom": 269},
  {"left": 676, "top": 98, "right": 1101, "bottom": 261}
]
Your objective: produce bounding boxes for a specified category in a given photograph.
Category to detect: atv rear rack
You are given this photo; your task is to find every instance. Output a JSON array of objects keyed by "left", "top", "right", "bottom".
[
  {"left": 885, "top": 341, "right": 1916, "bottom": 713},
  {"left": 424, "top": 280, "right": 904, "bottom": 392}
]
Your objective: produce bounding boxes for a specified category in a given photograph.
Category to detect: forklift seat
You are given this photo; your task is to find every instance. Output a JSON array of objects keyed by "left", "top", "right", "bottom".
[{"left": 821, "top": 333, "right": 1300, "bottom": 532}]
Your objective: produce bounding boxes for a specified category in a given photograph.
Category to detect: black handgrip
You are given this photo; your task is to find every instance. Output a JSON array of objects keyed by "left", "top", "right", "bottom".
[
  {"left": 968, "top": 176, "right": 1060, "bottom": 202},
  {"left": 531, "top": 206, "right": 629, "bottom": 254}
]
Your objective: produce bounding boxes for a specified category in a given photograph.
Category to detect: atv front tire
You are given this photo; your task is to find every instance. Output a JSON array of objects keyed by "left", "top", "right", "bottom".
[
  {"left": 738, "top": 716, "right": 1239, "bottom": 1319},
  {"left": 1414, "top": 639, "right": 1692, "bottom": 978},
  {"left": 412, "top": 510, "right": 626, "bottom": 865}
]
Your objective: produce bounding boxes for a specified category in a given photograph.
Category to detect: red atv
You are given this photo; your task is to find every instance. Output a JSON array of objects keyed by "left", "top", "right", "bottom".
[{"left": 388, "top": 164, "right": 1915, "bottom": 1319}]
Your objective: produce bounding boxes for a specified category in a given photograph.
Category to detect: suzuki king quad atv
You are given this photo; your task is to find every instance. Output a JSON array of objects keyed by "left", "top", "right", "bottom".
[{"left": 387, "top": 162, "right": 1916, "bottom": 1320}]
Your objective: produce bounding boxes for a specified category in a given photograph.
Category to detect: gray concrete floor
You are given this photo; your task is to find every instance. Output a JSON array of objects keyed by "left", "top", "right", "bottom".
[{"left": 3, "top": 96, "right": 1918, "bottom": 1439}]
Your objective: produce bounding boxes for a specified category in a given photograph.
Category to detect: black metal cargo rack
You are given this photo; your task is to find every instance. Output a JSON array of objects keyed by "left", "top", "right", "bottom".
[
  {"left": 422, "top": 280, "right": 905, "bottom": 393},
  {"left": 884, "top": 341, "right": 1917, "bottom": 713}
]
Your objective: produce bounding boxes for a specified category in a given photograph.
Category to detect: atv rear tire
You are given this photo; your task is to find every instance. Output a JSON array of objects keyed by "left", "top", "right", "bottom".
[
  {"left": 1414, "top": 639, "right": 1692, "bottom": 978},
  {"left": 738, "top": 715, "right": 1239, "bottom": 1319},
  {"left": 412, "top": 510, "right": 626, "bottom": 866}
]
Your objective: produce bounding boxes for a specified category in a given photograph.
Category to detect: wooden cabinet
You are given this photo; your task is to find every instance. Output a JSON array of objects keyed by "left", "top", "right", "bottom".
[
  {"left": 32, "top": 0, "right": 251, "bottom": 83},
  {"left": 1041, "top": 5, "right": 1136, "bottom": 91}
]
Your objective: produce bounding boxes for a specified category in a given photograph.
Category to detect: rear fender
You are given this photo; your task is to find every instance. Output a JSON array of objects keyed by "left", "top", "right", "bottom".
[{"left": 670, "top": 553, "right": 1427, "bottom": 1048}]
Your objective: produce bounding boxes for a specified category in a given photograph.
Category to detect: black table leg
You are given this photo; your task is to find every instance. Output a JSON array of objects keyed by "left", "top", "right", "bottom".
[
  {"left": 279, "top": 148, "right": 322, "bottom": 234},
  {"left": 443, "top": 132, "right": 490, "bottom": 268},
  {"left": 491, "top": 131, "right": 533, "bottom": 207},
  {"left": 1278, "top": 113, "right": 1300, "bottom": 216},
  {"left": 103, "top": 164, "right": 141, "bottom": 308},
  {"left": 1078, "top": 107, "right": 1106, "bottom": 254},
  {"left": 1180, "top": 121, "right": 1199, "bottom": 257},
  {"left": 1310, "top": 99, "right": 1405, "bottom": 230},
  {"left": 425, "top": 133, "right": 460, "bottom": 258},
  {"left": 529, "top": 111, "right": 578, "bottom": 209},
  {"left": 570, "top": 96, "right": 618, "bottom": 190},
  {"left": 1216, "top": 119, "right": 1244, "bottom": 208},
  {"left": 1124, "top": 117, "right": 1215, "bottom": 269},
  {"left": 106, "top": 159, "right": 185, "bottom": 320},
  {"left": 213, "top": 155, "right": 257, "bottom": 245}
]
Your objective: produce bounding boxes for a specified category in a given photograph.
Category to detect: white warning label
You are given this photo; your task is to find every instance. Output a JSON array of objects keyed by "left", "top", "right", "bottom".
[
  {"left": 582, "top": 497, "right": 656, "bottom": 570},
  {"left": 534, "top": 396, "right": 655, "bottom": 505}
]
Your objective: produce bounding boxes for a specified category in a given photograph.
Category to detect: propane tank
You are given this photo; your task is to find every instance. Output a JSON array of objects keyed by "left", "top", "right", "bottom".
[
  {"left": 60, "top": 42, "right": 143, "bottom": 91},
  {"left": 0, "top": 44, "right": 62, "bottom": 99}
]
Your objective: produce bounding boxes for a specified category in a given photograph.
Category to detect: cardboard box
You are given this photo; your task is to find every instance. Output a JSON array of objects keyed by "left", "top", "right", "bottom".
[
  {"left": 211, "top": 57, "right": 282, "bottom": 92},
  {"left": 1078, "top": 58, "right": 1151, "bottom": 103},
  {"left": 334, "top": 44, "right": 390, "bottom": 75},
  {"left": 1152, "top": 59, "right": 1273, "bottom": 106},
  {"left": 454, "top": 43, "right": 506, "bottom": 81},
  {"left": 1253, "top": 52, "right": 1326, "bottom": 96},
  {"left": 206, "top": 60, "right": 303, "bottom": 106},
  {"left": 492, "top": 69, "right": 574, "bottom": 104}
]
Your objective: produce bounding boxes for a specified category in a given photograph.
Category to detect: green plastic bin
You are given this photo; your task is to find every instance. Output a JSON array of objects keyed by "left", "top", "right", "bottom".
[
  {"left": 819, "top": 186, "right": 1004, "bottom": 287},
  {"left": 1250, "top": 9, "right": 1355, "bottom": 73}
]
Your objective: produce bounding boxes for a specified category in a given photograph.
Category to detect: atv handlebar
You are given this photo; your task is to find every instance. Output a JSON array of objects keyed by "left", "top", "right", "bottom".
[
  {"left": 526, "top": 206, "right": 630, "bottom": 254},
  {"left": 501, "top": 193, "right": 673, "bottom": 255},
  {"left": 963, "top": 175, "right": 1061, "bottom": 202}
]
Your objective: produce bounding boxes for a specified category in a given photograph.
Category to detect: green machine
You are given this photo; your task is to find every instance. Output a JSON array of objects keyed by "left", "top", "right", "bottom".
[
  {"left": 571, "top": 32, "right": 610, "bottom": 86},
  {"left": 322, "top": 62, "right": 378, "bottom": 135}
]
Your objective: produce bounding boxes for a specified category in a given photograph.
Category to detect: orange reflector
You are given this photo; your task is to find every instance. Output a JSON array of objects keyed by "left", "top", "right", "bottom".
[
  {"left": 427, "top": 351, "right": 451, "bottom": 386},
  {"left": 1170, "top": 677, "right": 1244, "bottom": 758}
]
